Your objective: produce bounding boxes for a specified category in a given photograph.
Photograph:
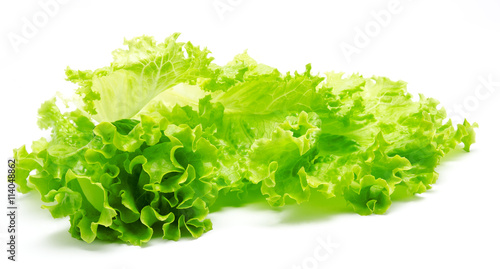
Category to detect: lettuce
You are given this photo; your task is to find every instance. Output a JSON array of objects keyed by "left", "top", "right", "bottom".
[{"left": 14, "top": 33, "right": 477, "bottom": 245}]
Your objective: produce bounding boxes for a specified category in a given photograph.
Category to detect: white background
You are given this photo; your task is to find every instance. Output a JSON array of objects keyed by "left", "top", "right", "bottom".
[{"left": 1, "top": 0, "right": 499, "bottom": 268}]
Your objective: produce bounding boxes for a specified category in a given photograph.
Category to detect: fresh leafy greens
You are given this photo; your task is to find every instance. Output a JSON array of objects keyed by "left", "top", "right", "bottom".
[{"left": 14, "top": 33, "right": 477, "bottom": 245}]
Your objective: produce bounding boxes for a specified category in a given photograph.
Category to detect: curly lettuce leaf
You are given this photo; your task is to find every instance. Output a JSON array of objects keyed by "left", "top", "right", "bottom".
[
  {"left": 66, "top": 33, "right": 213, "bottom": 122},
  {"left": 13, "top": 35, "right": 478, "bottom": 245}
]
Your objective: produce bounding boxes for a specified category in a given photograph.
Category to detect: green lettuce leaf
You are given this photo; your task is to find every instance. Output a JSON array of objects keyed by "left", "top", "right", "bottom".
[
  {"left": 13, "top": 34, "right": 477, "bottom": 245},
  {"left": 66, "top": 33, "right": 213, "bottom": 122}
]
